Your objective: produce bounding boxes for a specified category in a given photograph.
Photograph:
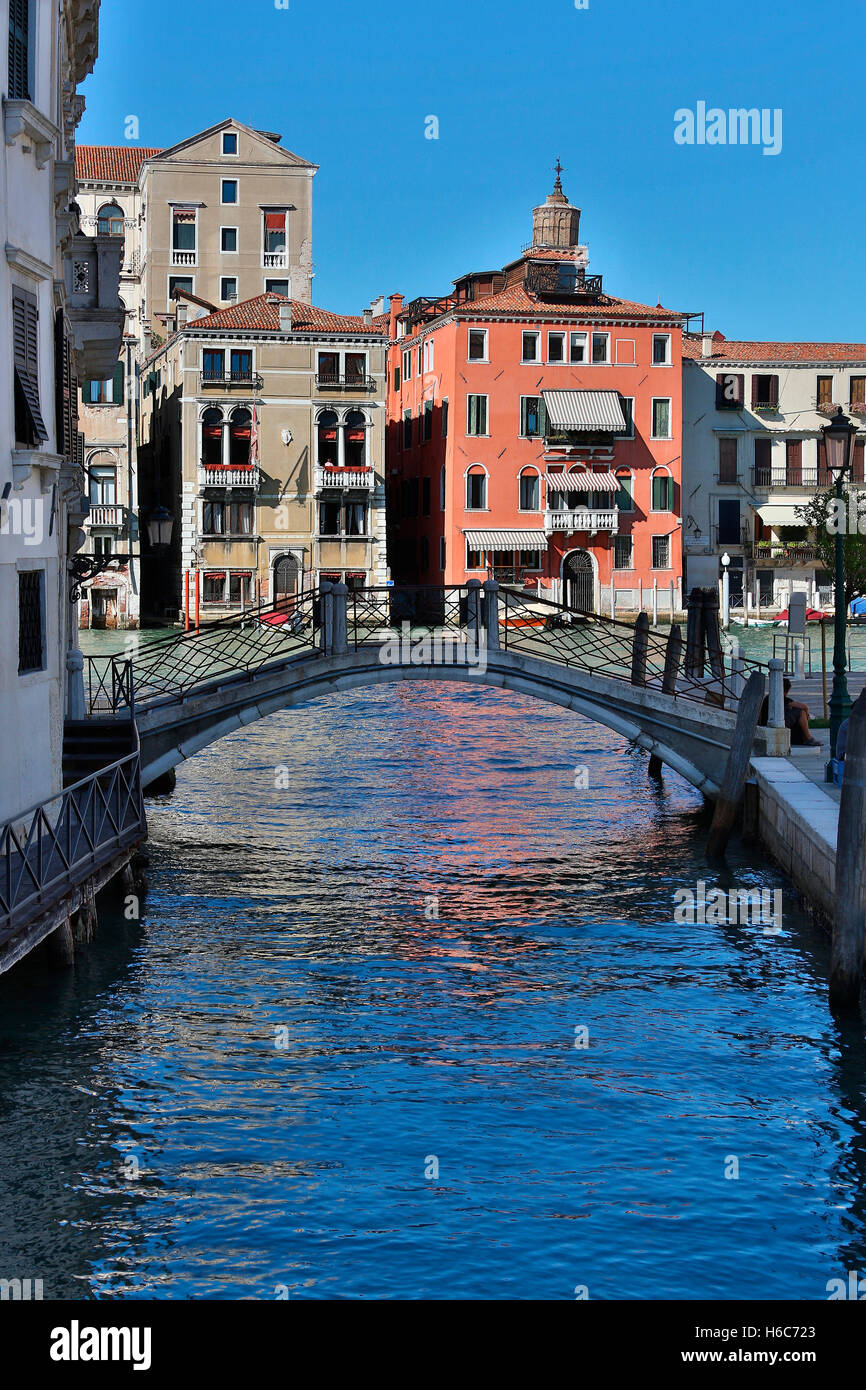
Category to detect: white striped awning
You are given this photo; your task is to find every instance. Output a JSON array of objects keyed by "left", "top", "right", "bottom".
[
  {"left": 546, "top": 471, "right": 620, "bottom": 492},
  {"left": 542, "top": 389, "right": 627, "bottom": 432},
  {"left": 463, "top": 529, "right": 547, "bottom": 548}
]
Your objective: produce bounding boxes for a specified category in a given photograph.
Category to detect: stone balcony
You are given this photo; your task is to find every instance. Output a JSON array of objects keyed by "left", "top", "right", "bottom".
[
  {"left": 87, "top": 504, "right": 125, "bottom": 528},
  {"left": 65, "top": 232, "right": 125, "bottom": 378},
  {"left": 201, "top": 464, "right": 261, "bottom": 489},
  {"left": 315, "top": 467, "right": 375, "bottom": 492},
  {"left": 544, "top": 508, "right": 619, "bottom": 536}
]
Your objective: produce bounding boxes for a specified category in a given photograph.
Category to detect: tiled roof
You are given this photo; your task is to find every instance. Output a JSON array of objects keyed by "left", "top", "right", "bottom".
[
  {"left": 683, "top": 335, "right": 866, "bottom": 363},
  {"left": 75, "top": 146, "right": 162, "bottom": 182},
  {"left": 451, "top": 283, "right": 680, "bottom": 321},
  {"left": 179, "top": 294, "right": 390, "bottom": 336}
]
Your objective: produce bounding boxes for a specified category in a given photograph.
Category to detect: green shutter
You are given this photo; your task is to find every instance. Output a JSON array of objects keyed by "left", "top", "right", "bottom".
[{"left": 113, "top": 360, "right": 125, "bottom": 405}]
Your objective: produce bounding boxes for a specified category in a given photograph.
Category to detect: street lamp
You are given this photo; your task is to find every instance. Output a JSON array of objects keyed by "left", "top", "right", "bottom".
[
  {"left": 146, "top": 504, "right": 174, "bottom": 554},
  {"left": 823, "top": 406, "right": 857, "bottom": 767},
  {"left": 721, "top": 552, "right": 731, "bottom": 629}
]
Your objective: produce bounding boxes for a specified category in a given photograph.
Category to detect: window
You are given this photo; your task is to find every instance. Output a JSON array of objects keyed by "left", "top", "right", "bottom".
[
  {"left": 168, "top": 275, "right": 193, "bottom": 299},
  {"left": 230, "top": 349, "right": 252, "bottom": 382},
  {"left": 817, "top": 375, "right": 834, "bottom": 406},
  {"left": 440, "top": 537, "right": 446, "bottom": 570},
  {"left": 402, "top": 411, "right": 413, "bottom": 449},
  {"left": 203, "top": 499, "right": 225, "bottom": 534},
  {"left": 519, "top": 470, "right": 540, "bottom": 511},
  {"left": 18, "top": 570, "right": 44, "bottom": 672},
  {"left": 317, "top": 410, "right": 339, "bottom": 466},
  {"left": 651, "top": 398, "right": 671, "bottom": 439},
  {"left": 221, "top": 180, "right": 238, "bottom": 205},
  {"left": 548, "top": 332, "right": 565, "bottom": 363},
  {"left": 415, "top": 346, "right": 423, "bottom": 376},
  {"left": 651, "top": 534, "right": 671, "bottom": 569},
  {"left": 85, "top": 361, "right": 124, "bottom": 405},
  {"left": 221, "top": 227, "right": 238, "bottom": 253},
  {"left": 319, "top": 500, "right": 341, "bottom": 535},
  {"left": 651, "top": 470, "right": 674, "bottom": 510},
  {"left": 345, "top": 352, "right": 366, "bottom": 385},
  {"left": 222, "top": 132, "right": 238, "bottom": 155},
  {"left": 591, "top": 332, "right": 610, "bottom": 363},
  {"left": 520, "top": 396, "right": 547, "bottom": 438},
  {"left": 229, "top": 407, "right": 252, "bottom": 466},
  {"left": 751, "top": 374, "right": 779, "bottom": 409},
  {"left": 422, "top": 477, "right": 431, "bottom": 516},
  {"left": 93, "top": 535, "right": 113, "bottom": 557},
  {"left": 850, "top": 376, "right": 866, "bottom": 406},
  {"left": 228, "top": 499, "right": 253, "bottom": 534},
  {"left": 344, "top": 501, "right": 367, "bottom": 537},
  {"left": 393, "top": 366, "right": 401, "bottom": 391},
  {"left": 203, "top": 573, "right": 226, "bottom": 603},
  {"left": 615, "top": 472, "right": 633, "bottom": 512},
  {"left": 468, "top": 329, "right": 487, "bottom": 361},
  {"left": 264, "top": 211, "right": 287, "bottom": 256},
  {"left": 172, "top": 208, "right": 196, "bottom": 252},
  {"left": 717, "top": 500, "right": 741, "bottom": 546},
  {"left": 97, "top": 204, "right": 125, "bottom": 244},
  {"left": 570, "top": 332, "right": 587, "bottom": 364},
  {"left": 754, "top": 436, "right": 772, "bottom": 486},
  {"left": 786, "top": 439, "right": 803, "bottom": 485},
  {"left": 467, "top": 394, "right": 488, "bottom": 436},
  {"left": 652, "top": 334, "right": 671, "bottom": 365},
  {"left": 8, "top": 0, "right": 30, "bottom": 101},
  {"left": 619, "top": 397, "right": 634, "bottom": 438},
  {"left": 466, "top": 467, "right": 487, "bottom": 509},
  {"left": 345, "top": 410, "right": 366, "bottom": 468},
  {"left": 318, "top": 351, "right": 339, "bottom": 384},
  {"left": 202, "top": 407, "right": 223, "bottom": 465},
  {"left": 715, "top": 372, "right": 745, "bottom": 409},
  {"left": 718, "top": 437, "right": 738, "bottom": 484},
  {"left": 440, "top": 465, "right": 447, "bottom": 511},
  {"left": 266, "top": 278, "right": 288, "bottom": 297},
  {"left": 423, "top": 399, "right": 434, "bottom": 441},
  {"left": 520, "top": 550, "right": 541, "bottom": 569},
  {"left": 221, "top": 277, "right": 238, "bottom": 302},
  {"left": 88, "top": 464, "right": 116, "bottom": 504},
  {"left": 203, "top": 350, "right": 225, "bottom": 383},
  {"left": 12, "top": 285, "right": 47, "bottom": 446},
  {"left": 466, "top": 546, "right": 484, "bottom": 570},
  {"left": 522, "top": 332, "right": 540, "bottom": 363},
  {"left": 228, "top": 573, "right": 253, "bottom": 605},
  {"left": 402, "top": 349, "right": 412, "bottom": 381},
  {"left": 423, "top": 339, "right": 434, "bottom": 372},
  {"left": 614, "top": 535, "right": 633, "bottom": 570},
  {"left": 441, "top": 399, "right": 449, "bottom": 437}
]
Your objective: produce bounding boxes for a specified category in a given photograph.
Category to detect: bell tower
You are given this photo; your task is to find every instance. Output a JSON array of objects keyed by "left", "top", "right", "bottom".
[{"left": 531, "top": 160, "right": 582, "bottom": 250}]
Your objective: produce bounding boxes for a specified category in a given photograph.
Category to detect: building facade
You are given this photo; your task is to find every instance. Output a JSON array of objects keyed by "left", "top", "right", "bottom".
[
  {"left": 138, "top": 293, "right": 389, "bottom": 622},
  {"left": 683, "top": 334, "right": 866, "bottom": 609},
  {"left": 1, "top": 0, "right": 124, "bottom": 822},
  {"left": 385, "top": 175, "right": 685, "bottom": 615}
]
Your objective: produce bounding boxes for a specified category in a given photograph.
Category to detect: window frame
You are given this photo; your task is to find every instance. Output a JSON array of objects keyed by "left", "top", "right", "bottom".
[
  {"left": 518, "top": 468, "right": 541, "bottom": 512},
  {"left": 570, "top": 331, "right": 587, "bottom": 364},
  {"left": 651, "top": 397, "right": 672, "bottom": 440},
  {"left": 651, "top": 533, "right": 672, "bottom": 570},
  {"left": 466, "top": 393, "right": 489, "bottom": 437},
  {"left": 222, "top": 131, "right": 239, "bottom": 157},
  {"left": 467, "top": 328, "right": 488, "bottom": 362},
  {"left": 220, "top": 276, "right": 238, "bottom": 303},
  {"left": 547, "top": 331, "right": 566, "bottom": 364},
  {"left": 465, "top": 466, "right": 488, "bottom": 511},
  {"left": 652, "top": 334, "right": 672, "bottom": 366},
  {"left": 591, "top": 332, "right": 610, "bottom": 364},
  {"left": 221, "top": 178, "right": 239, "bottom": 206},
  {"left": 521, "top": 331, "right": 541, "bottom": 364},
  {"left": 220, "top": 226, "right": 239, "bottom": 254}
]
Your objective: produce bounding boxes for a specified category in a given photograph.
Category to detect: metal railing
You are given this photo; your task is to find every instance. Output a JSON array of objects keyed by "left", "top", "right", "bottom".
[
  {"left": 200, "top": 371, "right": 264, "bottom": 391},
  {"left": 315, "top": 373, "right": 376, "bottom": 391},
  {"left": 752, "top": 467, "right": 833, "bottom": 490},
  {"left": 0, "top": 746, "right": 146, "bottom": 947},
  {"left": 84, "top": 656, "right": 135, "bottom": 716}
]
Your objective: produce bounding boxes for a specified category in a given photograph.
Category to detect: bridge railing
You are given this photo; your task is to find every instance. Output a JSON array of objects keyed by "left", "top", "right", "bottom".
[
  {"left": 130, "top": 589, "right": 323, "bottom": 702},
  {"left": 83, "top": 656, "right": 135, "bottom": 717},
  {"left": 0, "top": 744, "right": 146, "bottom": 948},
  {"left": 346, "top": 585, "right": 472, "bottom": 649}
]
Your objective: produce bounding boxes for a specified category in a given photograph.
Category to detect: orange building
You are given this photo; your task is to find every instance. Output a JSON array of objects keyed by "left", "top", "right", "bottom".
[{"left": 385, "top": 173, "right": 685, "bottom": 615}]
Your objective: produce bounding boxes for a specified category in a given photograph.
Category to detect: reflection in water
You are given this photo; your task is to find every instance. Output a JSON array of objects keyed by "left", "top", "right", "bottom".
[{"left": 1, "top": 675, "right": 866, "bottom": 1300}]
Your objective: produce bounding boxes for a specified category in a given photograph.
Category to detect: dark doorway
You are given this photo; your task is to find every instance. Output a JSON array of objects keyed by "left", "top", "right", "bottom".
[
  {"left": 563, "top": 549, "right": 594, "bottom": 612},
  {"left": 273, "top": 554, "right": 299, "bottom": 611}
]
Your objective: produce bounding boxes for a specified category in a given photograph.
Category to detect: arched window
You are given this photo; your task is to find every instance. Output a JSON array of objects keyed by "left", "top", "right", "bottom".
[
  {"left": 97, "top": 203, "right": 125, "bottom": 239},
  {"left": 651, "top": 467, "right": 674, "bottom": 512},
  {"left": 615, "top": 469, "right": 634, "bottom": 512},
  {"left": 345, "top": 410, "right": 366, "bottom": 469},
  {"left": 519, "top": 467, "right": 540, "bottom": 511},
  {"left": 317, "top": 409, "right": 339, "bottom": 466},
  {"left": 466, "top": 465, "right": 487, "bottom": 511},
  {"left": 229, "top": 407, "right": 252, "bottom": 467},
  {"left": 202, "top": 407, "right": 223, "bottom": 467}
]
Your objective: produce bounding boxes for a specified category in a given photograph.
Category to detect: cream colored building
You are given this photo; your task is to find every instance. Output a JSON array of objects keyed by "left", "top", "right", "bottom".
[{"left": 139, "top": 293, "right": 389, "bottom": 622}]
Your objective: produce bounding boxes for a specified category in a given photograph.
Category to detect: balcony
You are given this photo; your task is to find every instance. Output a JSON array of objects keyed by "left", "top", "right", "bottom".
[
  {"left": 315, "top": 467, "right": 375, "bottom": 492},
  {"left": 171, "top": 249, "right": 197, "bottom": 267},
  {"left": 316, "top": 373, "right": 376, "bottom": 392},
  {"left": 87, "top": 504, "right": 124, "bottom": 528},
  {"left": 752, "top": 468, "right": 832, "bottom": 490},
  {"left": 201, "top": 464, "right": 261, "bottom": 488},
  {"left": 749, "top": 543, "right": 821, "bottom": 567},
  {"left": 200, "top": 371, "right": 264, "bottom": 391},
  {"left": 263, "top": 251, "right": 288, "bottom": 270},
  {"left": 65, "top": 232, "right": 125, "bottom": 379},
  {"left": 544, "top": 509, "right": 619, "bottom": 536}
]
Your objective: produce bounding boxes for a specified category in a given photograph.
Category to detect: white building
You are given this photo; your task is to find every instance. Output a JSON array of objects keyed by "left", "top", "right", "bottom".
[
  {"left": 1, "top": 0, "right": 124, "bottom": 823},
  {"left": 683, "top": 332, "right": 866, "bottom": 609}
]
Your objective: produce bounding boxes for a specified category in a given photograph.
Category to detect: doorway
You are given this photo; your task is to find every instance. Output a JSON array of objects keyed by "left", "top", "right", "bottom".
[
  {"left": 562, "top": 549, "right": 594, "bottom": 612},
  {"left": 273, "top": 554, "right": 299, "bottom": 612}
]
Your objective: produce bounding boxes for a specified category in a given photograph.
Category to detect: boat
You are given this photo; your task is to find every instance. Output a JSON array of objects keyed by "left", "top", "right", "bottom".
[{"left": 772, "top": 607, "right": 832, "bottom": 625}]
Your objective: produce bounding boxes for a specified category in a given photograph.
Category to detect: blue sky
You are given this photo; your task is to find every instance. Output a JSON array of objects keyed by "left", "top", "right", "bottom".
[{"left": 80, "top": 0, "right": 865, "bottom": 340}]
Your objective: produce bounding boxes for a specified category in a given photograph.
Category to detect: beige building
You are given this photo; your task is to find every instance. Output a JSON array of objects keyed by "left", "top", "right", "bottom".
[{"left": 139, "top": 293, "right": 389, "bottom": 622}]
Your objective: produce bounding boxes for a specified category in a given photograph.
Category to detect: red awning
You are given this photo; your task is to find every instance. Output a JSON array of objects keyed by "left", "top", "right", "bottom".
[{"left": 265, "top": 211, "right": 286, "bottom": 230}]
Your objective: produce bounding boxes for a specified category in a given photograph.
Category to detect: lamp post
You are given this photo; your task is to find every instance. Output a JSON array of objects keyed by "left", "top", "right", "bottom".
[
  {"left": 721, "top": 551, "right": 731, "bottom": 629},
  {"left": 146, "top": 503, "right": 174, "bottom": 553},
  {"left": 824, "top": 407, "right": 857, "bottom": 767}
]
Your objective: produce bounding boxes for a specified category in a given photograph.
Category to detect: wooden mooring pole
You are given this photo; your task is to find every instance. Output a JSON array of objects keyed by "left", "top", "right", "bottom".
[
  {"left": 649, "top": 623, "right": 682, "bottom": 778},
  {"left": 829, "top": 688, "right": 866, "bottom": 1009},
  {"left": 706, "top": 671, "right": 766, "bottom": 860},
  {"left": 630, "top": 611, "right": 649, "bottom": 688}
]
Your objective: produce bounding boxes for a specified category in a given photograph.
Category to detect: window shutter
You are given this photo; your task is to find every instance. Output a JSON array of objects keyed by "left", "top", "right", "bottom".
[
  {"left": 113, "top": 360, "right": 125, "bottom": 404},
  {"left": 751, "top": 375, "right": 760, "bottom": 407},
  {"left": 769, "top": 375, "right": 779, "bottom": 408},
  {"left": 8, "top": 0, "right": 30, "bottom": 102}
]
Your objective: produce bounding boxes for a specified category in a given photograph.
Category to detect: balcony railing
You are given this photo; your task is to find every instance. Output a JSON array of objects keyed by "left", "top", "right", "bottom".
[
  {"left": 749, "top": 544, "right": 821, "bottom": 567},
  {"left": 171, "top": 249, "right": 197, "bottom": 266},
  {"left": 263, "top": 251, "right": 288, "bottom": 269},
  {"left": 315, "top": 373, "right": 376, "bottom": 392},
  {"left": 87, "top": 504, "right": 125, "bottom": 528},
  {"left": 201, "top": 464, "right": 261, "bottom": 488},
  {"left": 752, "top": 467, "right": 833, "bottom": 490},
  {"left": 315, "top": 467, "right": 375, "bottom": 491},
  {"left": 545, "top": 508, "right": 619, "bottom": 535},
  {"left": 200, "top": 371, "right": 264, "bottom": 391}
]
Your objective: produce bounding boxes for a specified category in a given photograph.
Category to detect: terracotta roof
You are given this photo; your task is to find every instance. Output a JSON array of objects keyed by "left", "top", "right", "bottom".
[
  {"left": 683, "top": 335, "right": 866, "bottom": 363},
  {"left": 178, "top": 293, "right": 390, "bottom": 336},
  {"left": 450, "top": 282, "right": 681, "bottom": 322},
  {"left": 75, "top": 146, "right": 162, "bottom": 183}
]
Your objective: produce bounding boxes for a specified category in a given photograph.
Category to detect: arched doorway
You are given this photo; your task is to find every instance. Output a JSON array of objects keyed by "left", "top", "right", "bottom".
[
  {"left": 273, "top": 554, "right": 299, "bottom": 611},
  {"left": 563, "top": 549, "right": 594, "bottom": 612}
]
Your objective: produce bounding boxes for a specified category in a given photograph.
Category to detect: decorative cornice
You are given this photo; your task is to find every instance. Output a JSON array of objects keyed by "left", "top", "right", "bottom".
[
  {"left": 5, "top": 243, "right": 54, "bottom": 281},
  {"left": 3, "top": 100, "right": 59, "bottom": 169}
]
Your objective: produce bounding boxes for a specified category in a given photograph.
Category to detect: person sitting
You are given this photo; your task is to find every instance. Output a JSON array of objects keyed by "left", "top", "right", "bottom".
[
  {"left": 757, "top": 679, "right": 820, "bottom": 746},
  {"left": 835, "top": 717, "right": 850, "bottom": 762}
]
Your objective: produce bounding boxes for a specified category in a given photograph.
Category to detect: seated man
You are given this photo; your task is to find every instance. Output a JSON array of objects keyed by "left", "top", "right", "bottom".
[{"left": 783, "top": 679, "right": 821, "bottom": 747}]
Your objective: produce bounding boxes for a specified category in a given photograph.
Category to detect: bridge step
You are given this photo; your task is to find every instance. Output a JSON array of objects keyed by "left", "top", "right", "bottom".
[{"left": 62, "top": 720, "right": 136, "bottom": 787}]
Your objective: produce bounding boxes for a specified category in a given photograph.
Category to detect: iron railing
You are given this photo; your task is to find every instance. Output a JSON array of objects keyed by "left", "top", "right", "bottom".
[
  {"left": 200, "top": 371, "right": 264, "bottom": 391},
  {"left": 84, "top": 656, "right": 135, "bottom": 717},
  {"left": 315, "top": 373, "right": 376, "bottom": 391},
  {"left": 0, "top": 746, "right": 146, "bottom": 947}
]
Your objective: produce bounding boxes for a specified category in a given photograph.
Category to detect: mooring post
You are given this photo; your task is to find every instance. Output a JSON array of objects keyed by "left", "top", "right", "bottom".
[
  {"left": 331, "top": 581, "right": 348, "bottom": 656},
  {"left": 706, "top": 670, "right": 766, "bottom": 859},
  {"left": 768, "top": 658, "right": 785, "bottom": 728},
  {"left": 631, "top": 611, "right": 649, "bottom": 688},
  {"left": 467, "top": 579, "right": 482, "bottom": 637},
  {"left": 730, "top": 638, "right": 745, "bottom": 704},
  {"left": 829, "top": 689, "right": 866, "bottom": 1008},
  {"left": 684, "top": 587, "right": 705, "bottom": 678},
  {"left": 47, "top": 915, "right": 75, "bottom": 968},
  {"left": 704, "top": 586, "right": 724, "bottom": 679},
  {"left": 483, "top": 580, "right": 500, "bottom": 652},
  {"left": 319, "top": 581, "right": 334, "bottom": 655},
  {"left": 649, "top": 623, "right": 683, "bottom": 778}
]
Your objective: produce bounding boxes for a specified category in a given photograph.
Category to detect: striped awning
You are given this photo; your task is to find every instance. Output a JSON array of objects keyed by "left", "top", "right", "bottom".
[
  {"left": 464, "top": 529, "right": 547, "bottom": 548},
  {"left": 542, "top": 389, "right": 627, "bottom": 432},
  {"left": 546, "top": 471, "right": 620, "bottom": 492}
]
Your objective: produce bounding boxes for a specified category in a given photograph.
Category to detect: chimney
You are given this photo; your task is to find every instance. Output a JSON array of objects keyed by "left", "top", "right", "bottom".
[
  {"left": 363, "top": 307, "right": 373, "bottom": 328},
  {"left": 279, "top": 302, "right": 293, "bottom": 333},
  {"left": 701, "top": 331, "right": 714, "bottom": 358},
  {"left": 176, "top": 302, "right": 188, "bottom": 328},
  {"left": 371, "top": 295, "right": 386, "bottom": 316},
  {"left": 389, "top": 292, "right": 404, "bottom": 340}
]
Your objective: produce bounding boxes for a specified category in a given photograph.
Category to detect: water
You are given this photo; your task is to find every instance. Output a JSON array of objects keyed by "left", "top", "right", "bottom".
[{"left": 2, "top": 636, "right": 866, "bottom": 1300}]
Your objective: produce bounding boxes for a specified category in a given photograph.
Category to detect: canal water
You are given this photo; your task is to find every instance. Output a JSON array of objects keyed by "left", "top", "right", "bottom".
[{"left": 2, "top": 631, "right": 866, "bottom": 1300}]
